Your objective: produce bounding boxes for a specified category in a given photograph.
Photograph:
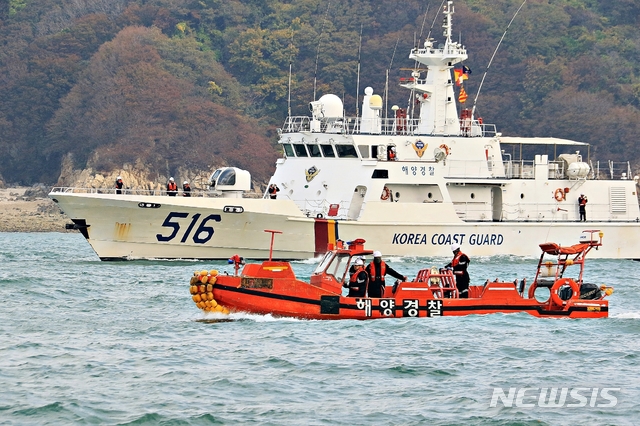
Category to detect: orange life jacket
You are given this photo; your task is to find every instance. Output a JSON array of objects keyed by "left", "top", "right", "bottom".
[
  {"left": 167, "top": 182, "right": 177, "bottom": 191},
  {"left": 451, "top": 251, "right": 466, "bottom": 267},
  {"left": 368, "top": 261, "right": 387, "bottom": 280}
]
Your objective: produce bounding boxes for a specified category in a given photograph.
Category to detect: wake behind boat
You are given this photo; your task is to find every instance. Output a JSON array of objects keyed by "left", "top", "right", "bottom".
[
  {"left": 50, "top": 1, "right": 640, "bottom": 260},
  {"left": 189, "top": 231, "right": 613, "bottom": 319}
]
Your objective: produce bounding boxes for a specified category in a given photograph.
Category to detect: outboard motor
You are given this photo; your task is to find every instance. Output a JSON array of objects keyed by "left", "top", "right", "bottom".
[{"left": 579, "top": 283, "right": 603, "bottom": 300}]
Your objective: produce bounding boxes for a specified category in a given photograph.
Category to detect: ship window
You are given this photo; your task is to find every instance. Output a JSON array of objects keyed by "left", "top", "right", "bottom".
[
  {"left": 336, "top": 144, "right": 358, "bottom": 158},
  {"left": 358, "top": 145, "right": 369, "bottom": 159},
  {"left": 372, "top": 169, "right": 389, "bottom": 179},
  {"left": 321, "top": 145, "right": 335, "bottom": 157},
  {"left": 308, "top": 144, "right": 322, "bottom": 157},
  {"left": 283, "top": 144, "right": 294, "bottom": 157},
  {"left": 470, "top": 193, "right": 475, "bottom": 199},
  {"left": 217, "top": 168, "right": 236, "bottom": 186},
  {"left": 293, "top": 144, "right": 308, "bottom": 157}
]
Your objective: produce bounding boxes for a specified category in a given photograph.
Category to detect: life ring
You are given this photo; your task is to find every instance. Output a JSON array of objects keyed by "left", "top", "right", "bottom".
[
  {"left": 554, "top": 188, "right": 564, "bottom": 202},
  {"left": 381, "top": 186, "right": 391, "bottom": 201},
  {"left": 439, "top": 144, "right": 450, "bottom": 156},
  {"left": 550, "top": 278, "right": 579, "bottom": 306}
]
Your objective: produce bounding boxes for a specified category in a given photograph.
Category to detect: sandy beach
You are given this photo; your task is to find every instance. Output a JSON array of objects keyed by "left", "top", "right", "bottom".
[{"left": 0, "top": 187, "right": 71, "bottom": 233}]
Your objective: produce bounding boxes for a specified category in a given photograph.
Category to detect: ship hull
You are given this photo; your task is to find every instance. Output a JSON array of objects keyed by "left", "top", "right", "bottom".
[{"left": 51, "top": 191, "right": 639, "bottom": 259}]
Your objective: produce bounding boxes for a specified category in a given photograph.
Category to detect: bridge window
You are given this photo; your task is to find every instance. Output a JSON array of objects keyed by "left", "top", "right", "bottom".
[
  {"left": 283, "top": 144, "right": 294, "bottom": 157},
  {"left": 336, "top": 144, "right": 358, "bottom": 158},
  {"left": 372, "top": 169, "right": 389, "bottom": 179},
  {"left": 293, "top": 144, "right": 308, "bottom": 157},
  {"left": 308, "top": 144, "right": 322, "bottom": 157},
  {"left": 321, "top": 144, "right": 336, "bottom": 158},
  {"left": 358, "top": 145, "right": 369, "bottom": 159}
]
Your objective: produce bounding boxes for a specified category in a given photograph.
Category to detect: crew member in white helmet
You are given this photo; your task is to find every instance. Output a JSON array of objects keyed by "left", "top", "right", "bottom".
[
  {"left": 344, "top": 258, "right": 368, "bottom": 297},
  {"left": 166, "top": 177, "right": 178, "bottom": 196},
  {"left": 365, "top": 250, "right": 407, "bottom": 298},
  {"left": 183, "top": 181, "right": 191, "bottom": 197},
  {"left": 445, "top": 243, "right": 471, "bottom": 298}
]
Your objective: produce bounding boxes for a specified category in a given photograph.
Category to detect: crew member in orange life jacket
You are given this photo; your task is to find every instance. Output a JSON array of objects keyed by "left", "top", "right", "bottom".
[
  {"left": 167, "top": 177, "right": 178, "bottom": 196},
  {"left": 365, "top": 251, "right": 407, "bottom": 298},
  {"left": 268, "top": 183, "right": 280, "bottom": 199},
  {"left": 344, "top": 258, "right": 368, "bottom": 297},
  {"left": 445, "top": 243, "right": 470, "bottom": 298},
  {"left": 387, "top": 146, "right": 397, "bottom": 161},
  {"left": 578, "top": 194, "right": 588, "bottom": 222}
]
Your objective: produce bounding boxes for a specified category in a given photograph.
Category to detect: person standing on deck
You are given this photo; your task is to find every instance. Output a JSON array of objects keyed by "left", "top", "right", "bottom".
[
  {"left": 365, "top": 251, "right": 407, "bottom": 298},
  {"left": 578, "top": 194, "right": 588, "bottom": 222},
  {"left": 115, "top": 176, "right": 124, "bottom": 194},
  {"left": 445, "top": 243, "right": 470, "bottom": 298},
  {"left": 344, "top": 258, "right": 368, "bottom": 297},
  {"left": 167, "top": 177, "right": 178, "bottom": 196},
  {"left": 183, "top": 181, "right": 191, "bottom": 197}
]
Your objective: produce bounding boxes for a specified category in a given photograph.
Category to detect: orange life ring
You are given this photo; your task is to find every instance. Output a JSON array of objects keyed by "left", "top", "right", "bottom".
[
  {"left": 550, "top": 278, "right": 579, "bottom": 306},
  {"left": 554, "top": 188, "right": 564, "bottom": 202},
  {"left": 381, "top": 186, "right": 391, "bottom": 201},
  {"left": 439, "top": 144, "right": 450, "bottom": 156}
]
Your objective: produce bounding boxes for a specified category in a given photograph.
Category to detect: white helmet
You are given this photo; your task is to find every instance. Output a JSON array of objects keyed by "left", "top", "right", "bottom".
[
  {"left": 391, "top": 147, "right": 396, "bottom": 152},
  {"left": 451, "top": 243, "right": 461, "bottom": 252},
  {"left": 184, "top": 181, "right": 189, "bottom": 185},
  {"left": 169, "top": 177, "right": 174, "bottom": 182},
  {"left": 373, "top": 250, "right": 382, "bottom": 258},
  {"left": 116, "top": 176, "right": 122, "bottom": 180},
  {"left": 354, "top": 258, "right": 364, "bottom": 266}
]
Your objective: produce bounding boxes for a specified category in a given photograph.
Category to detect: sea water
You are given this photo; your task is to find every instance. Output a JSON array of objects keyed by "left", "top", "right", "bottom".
[{"left": 1, "top": 232, "right": 639, "bottom": 425}]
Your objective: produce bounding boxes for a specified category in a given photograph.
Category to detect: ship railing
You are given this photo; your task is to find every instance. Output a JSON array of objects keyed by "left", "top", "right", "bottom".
[
  {"left": 590, "top": 161, "right": 634, "bottom": 181},
  {"left": 49, "top": 187, "right": 216, "bottom": 197},
  {"left": 458, "top": 200, "right": 635, "bottom": 222}
]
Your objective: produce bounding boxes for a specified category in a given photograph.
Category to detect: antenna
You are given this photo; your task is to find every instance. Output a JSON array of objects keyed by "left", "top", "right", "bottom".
[
  {"left": 425, "top": 0, "right": 446, "bottom": 42},
  {"left": 471, "top": 0, "right": 527, "bottom": 118},
  {"left": 313, "top": 2, "right": 332, "bottom": 102},
  {"left": 287, "top": 30, "right": 294, "bottom": 118},
  {"left": 355, "top": 23, "right": 363, "bottom": 118},
  {"left": 384, "top": 37, "right": 401, "bottom": 121}
]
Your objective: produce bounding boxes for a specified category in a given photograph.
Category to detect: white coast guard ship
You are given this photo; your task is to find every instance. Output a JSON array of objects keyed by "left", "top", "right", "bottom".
[{"left": 50, "top": 1, "right": 640, "bottom": 260}]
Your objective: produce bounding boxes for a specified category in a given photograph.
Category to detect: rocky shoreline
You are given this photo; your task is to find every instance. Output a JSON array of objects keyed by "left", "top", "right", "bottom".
[{"left": 0, "top": 187, "right": 72, "bottom": 233}]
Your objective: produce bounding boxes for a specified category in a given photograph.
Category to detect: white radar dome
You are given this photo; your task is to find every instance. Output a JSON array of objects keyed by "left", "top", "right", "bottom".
[{"left": 318, "top": 94, "right": 343, "bottom": 118}]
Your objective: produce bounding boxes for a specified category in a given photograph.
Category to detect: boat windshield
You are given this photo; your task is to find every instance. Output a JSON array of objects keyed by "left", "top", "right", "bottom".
[
  {"left": 313, "top": 252, "right": 334, "bottom": 274},
  {"left": 324, "top": 253, "right": 351, "bottom": 282}
]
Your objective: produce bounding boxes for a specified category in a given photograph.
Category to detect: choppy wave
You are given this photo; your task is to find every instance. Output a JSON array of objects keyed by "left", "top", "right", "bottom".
[{"left": 1, "top": 232, "right": 640, "bottom": 424}]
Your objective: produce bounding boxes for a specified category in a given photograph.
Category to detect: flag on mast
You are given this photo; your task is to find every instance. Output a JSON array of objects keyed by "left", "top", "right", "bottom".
[{"left": 458, "top": 86, "right": 468, "bottom": 103}]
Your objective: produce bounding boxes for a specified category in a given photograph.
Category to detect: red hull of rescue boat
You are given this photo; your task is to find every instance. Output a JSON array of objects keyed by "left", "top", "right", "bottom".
[
  {"left": 207, "top": 270, "right": 607, "bottom": 320},
  {"left": 190, "top": 233, "right": 611, "bottom": 320}
]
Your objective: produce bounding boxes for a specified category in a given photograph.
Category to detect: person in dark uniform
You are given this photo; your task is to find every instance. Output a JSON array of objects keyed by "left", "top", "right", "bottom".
[
  {"left": 183, "top": 181, "right": 191, "bottom": 197},
  {"left": 365, "top": 251, "right": 407, "bottom": 298},
  {"left": 578, "top": 194, "right": 588, "bottom": 222},
  {"left": 344, "top": 258, "right": 368, "bottom": 297},
  {"left": 268, "top": 184, "right": 280, "bottom": 199},
  {"left": 445, "top": 243, "right": 470, "bottom": 298},
  {"left": 167, "top": 177, "right": 178, "bottom": 196},
  {"left": 115, "top": 176, "right": 124, "bottom": 194}
]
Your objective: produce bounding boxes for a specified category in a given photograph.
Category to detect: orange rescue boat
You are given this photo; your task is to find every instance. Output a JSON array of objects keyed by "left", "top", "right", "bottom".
[{"left": 189, "top": 230, "right": 613, "bottom": 319}]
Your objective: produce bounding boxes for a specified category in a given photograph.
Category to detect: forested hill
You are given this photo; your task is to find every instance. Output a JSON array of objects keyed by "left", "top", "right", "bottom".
[{"left": 0, "top": 0, "right": 639, "bottom": 186}]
